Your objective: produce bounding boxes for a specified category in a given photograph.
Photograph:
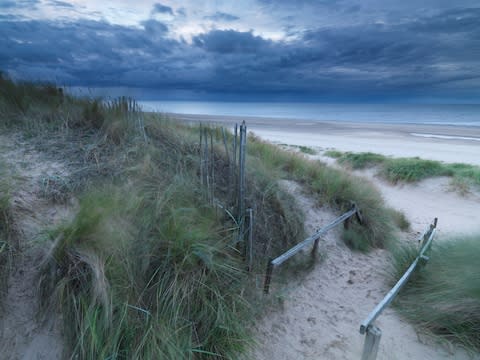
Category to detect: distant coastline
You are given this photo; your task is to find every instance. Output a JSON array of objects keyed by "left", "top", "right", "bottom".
[
  {"left": 164, "top": 112, "right": 480, "bottom": 166},
  {"left": 139, "top": 100, "right": 480, "bottom": 127}
]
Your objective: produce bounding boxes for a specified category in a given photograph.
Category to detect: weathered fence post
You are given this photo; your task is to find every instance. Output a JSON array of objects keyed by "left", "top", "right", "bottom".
[
  {"left": 361, "top": 325, "right": 382, "bottom": 360},
  {"left": 199, "top": 124, "right": 203, "bottom": 187},
  {"left": 247, "top": 208, "right": 254, "bottom": 272},
  {"left": 311, "top": 237, "right": 320, "bottom": 258},
  {"left": 210, "top": 130, "right": 215, "bottom": 204},
  {"left": 237, "top": 122, "right": 247, "bottom": 245},
  {"left": 264, "top": 259, "right": 274, "bottom": 294}
]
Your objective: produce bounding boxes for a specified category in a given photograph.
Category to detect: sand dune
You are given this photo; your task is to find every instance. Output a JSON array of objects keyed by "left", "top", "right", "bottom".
[{"left": 178, "top": 114, "right": 480, "bottom": 359}]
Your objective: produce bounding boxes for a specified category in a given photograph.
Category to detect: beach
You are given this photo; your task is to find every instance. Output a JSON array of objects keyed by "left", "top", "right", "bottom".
[{"left": 175, "top": 113, "right": 480, "bottom": 165}]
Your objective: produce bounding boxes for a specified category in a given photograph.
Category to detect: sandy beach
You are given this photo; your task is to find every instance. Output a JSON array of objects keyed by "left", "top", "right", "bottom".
[
  {"left": 175, "top": 112, "right": 480, "bottom": 360},
  {"left": 175, "top": 113, "right": 480, "bottom": 166}
]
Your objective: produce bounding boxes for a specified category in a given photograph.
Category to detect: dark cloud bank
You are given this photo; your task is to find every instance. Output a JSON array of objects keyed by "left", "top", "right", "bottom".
[{"left": 1, "top": 5, "right": 479, "bottom": 101}]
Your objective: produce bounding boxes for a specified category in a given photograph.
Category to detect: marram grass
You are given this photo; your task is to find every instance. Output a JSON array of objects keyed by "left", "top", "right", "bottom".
[{"left": 325, "top": 150, "right": 480, "bottom": 189}]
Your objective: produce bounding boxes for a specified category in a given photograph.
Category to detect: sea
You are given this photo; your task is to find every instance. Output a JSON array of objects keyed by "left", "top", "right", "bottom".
[{"left": 138, "top": 101, "right": 480, "bottom": 127}]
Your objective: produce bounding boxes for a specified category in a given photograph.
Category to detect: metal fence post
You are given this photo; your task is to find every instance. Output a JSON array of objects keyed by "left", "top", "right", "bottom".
[{"left": 361, "top": 325, "right": 382, "bottom": 360}]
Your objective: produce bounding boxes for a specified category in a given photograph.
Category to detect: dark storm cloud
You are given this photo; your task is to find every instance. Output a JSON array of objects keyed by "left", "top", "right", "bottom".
[
  {"left": 1, "top": 4, "right": 480, "bottom": 100},
  {"left": 204, "top": 12, "right": 240, "bottom": 22},
  {"left": 410, "top": 7, "right": 480, "bottom": 34},
  {"left": 151, "top": 3, "right": 174, "bottom": 16},
  {"left": 0, "top": 19, "right": 188, "bottom": 87},
  {"left": 0, "top": 0, "right": 39, "bottom": 9},
  {"left": 193, "top": 30, "right": 271, "bottom": 53}
]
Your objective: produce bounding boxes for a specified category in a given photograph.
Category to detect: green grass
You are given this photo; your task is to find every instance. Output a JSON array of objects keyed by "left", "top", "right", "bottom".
[
  {"left": 337, "top": 151, "right": 385, "bottom": 169},
  {"left": 325, "top": 150, "right": 480, "bottom": 189},
  {"left": 298, "top": 145, "right": 317, "bottom": 155},
  {"left": 390, "top": 235, "right": 480, "bottom": 351}
]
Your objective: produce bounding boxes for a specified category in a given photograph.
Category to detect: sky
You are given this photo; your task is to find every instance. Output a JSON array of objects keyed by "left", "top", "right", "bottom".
[{"left": 1, "top": 0, "right": 479, "bottom": 102}]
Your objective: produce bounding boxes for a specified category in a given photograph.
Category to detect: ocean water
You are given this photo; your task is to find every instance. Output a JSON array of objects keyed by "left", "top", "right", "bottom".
[{"left": 138, "top": 101, "right": 480, "bottom": 127}]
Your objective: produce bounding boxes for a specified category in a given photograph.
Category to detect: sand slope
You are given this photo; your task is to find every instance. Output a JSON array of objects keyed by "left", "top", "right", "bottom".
[
  {"left": 0, "top": 135, "right": 68, "bottom": 360},
  {"left": 251, "top": 180, "right": 478, "bottom": 360}
]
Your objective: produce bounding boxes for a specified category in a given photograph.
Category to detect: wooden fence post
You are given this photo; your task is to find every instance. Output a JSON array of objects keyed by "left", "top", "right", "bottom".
[
  {"left": 361, "top": 325, "right": 382, "bottom": 360},
  {"left": 264, "top": 259, "right": 274, "bottom": 294},
  {"left": 247, "top": 208, "right": 254, "bottom": 272}
]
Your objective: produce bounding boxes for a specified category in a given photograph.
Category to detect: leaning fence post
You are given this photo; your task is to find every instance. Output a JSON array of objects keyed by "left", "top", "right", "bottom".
[
  {"left": 354, "top": 203, "right": 363, "bottom": 225},
  {"left": 311, "top": 237, "right": 320, "bottom": 258},
  {"left": 264, "top": 259, "right": 274, "bottom": 294},
  {"left": 361, "top": 325, "right": 382, "bottom": 360}
]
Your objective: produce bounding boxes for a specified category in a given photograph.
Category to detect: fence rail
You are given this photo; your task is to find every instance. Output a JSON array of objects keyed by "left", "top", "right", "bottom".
[
  {"left": 263, "top": 203, "right": 362, "bottom": 294},
  {"left": 359, "top": 218, "right": 438, "bottom": 360}
]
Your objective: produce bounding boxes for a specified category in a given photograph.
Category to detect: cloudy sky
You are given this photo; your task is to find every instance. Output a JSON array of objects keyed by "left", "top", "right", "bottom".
[{"left": 1, "top": 0, "right": 479, "bottom": 102}]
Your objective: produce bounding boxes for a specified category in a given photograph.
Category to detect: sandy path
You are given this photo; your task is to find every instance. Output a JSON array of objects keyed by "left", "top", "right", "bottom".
[
  {"left": 0, "top": 134, "right": 69, "bottom": 359},
  {"left": 251, "top": 181, "right": 478, "bottom": 360}
]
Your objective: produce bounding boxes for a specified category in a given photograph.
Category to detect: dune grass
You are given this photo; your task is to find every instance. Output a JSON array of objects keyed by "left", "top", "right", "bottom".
[
  {"left": 325, "top": 150, "right": 480, "bottom": 189},
  {"left": 389, "top": 235, "right": 480, "bottom": 351},
  {"left": 0, "top": 161, "right": 14, "bottom": 302},
  {"left": 41, "top": 182, "right": 254, "bottom": 359},
  {"left": 33, "top": 114, "right": 309, "bottom": 358}
]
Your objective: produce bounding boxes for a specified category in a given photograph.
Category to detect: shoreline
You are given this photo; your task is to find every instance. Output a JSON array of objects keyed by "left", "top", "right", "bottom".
[{"left": 170, "top": 112, "right": 480, "bottom": 165}]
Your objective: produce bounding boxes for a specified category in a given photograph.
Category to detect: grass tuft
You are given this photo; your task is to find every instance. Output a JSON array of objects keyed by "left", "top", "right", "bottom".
[
  {"left": 337, "top": 152, "right": 385, "bottom": 169},
  {"left": 326, "top": 150, "right": 480, "bottom": 190},
  {"left": 298, "top": 146, "right": 317, "bottom": 155},
  {"left": 381, "top": 157, "right": 444, "bottom": 183}
]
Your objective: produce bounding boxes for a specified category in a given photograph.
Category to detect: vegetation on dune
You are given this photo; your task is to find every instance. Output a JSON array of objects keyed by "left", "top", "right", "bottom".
[
  {"left": 390, "top": 235, "right": 480, "bottom": 351},
  {"left": 325, "top": 150, "right": 480, "bottom": 190}
]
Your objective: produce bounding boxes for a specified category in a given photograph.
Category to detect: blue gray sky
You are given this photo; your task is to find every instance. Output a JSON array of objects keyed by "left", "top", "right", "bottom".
[{"left": 1, "top": 0, "right": 479, "bottom": 102}]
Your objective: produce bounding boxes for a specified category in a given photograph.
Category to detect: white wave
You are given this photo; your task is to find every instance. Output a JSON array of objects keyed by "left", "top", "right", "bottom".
[{"left": 411, "top": 133, "right": 480, "bottom": 141}]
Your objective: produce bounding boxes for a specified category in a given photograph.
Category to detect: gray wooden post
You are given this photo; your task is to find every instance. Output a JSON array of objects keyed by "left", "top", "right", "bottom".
[
  {"left": 361, "top": 325, "right": 382, "bottom": 360},
  {"left": 199, "top": 124, "right": 203, "bottom": 186},
  {"left": 247, "top": 208, "right": 254, "bottom": 272},
  {"left": 311, "top": 237, "right": 320, "bottom": 259},
  {"left": 237, "top": 122, "right": 247, "bottom": 245},
  {"left": 264, "top": 259, "right": 274, "bottom": 294},
  {"left": 210, "top": 130, "right": 214, "bottom": 204}
]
